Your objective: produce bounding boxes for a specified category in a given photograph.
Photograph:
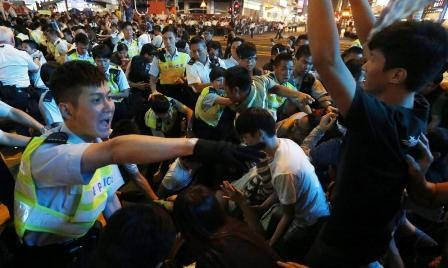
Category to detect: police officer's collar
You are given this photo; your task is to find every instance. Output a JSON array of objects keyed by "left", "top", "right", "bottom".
[
  {"left": 54, "top": 124, "right": 101, "bottom": 144},
  {"left": 53, "top": 38, "right": 63, "bottom": 46},
  {"left": 165, "top": 47, "right": 179, "bottom": 58}
]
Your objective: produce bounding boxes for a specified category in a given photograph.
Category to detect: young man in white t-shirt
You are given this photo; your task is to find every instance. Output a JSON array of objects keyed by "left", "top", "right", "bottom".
[{"left": 234, "top": 107, "right": 330, "bottom": 262}]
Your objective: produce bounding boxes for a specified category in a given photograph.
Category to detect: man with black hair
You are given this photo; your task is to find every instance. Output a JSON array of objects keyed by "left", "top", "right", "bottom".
[
  {"left": 207, "top": 40, "right": 223, "bottom": 59},
  {"left": 13, "top": 61, "right": 264, "bottom": 267},
  {"left": 290, "top": 44, "right": 331, "bottom": 109},
  {"left": 234, "top": 108, "right": 329, "bottom": 261},
  {"left": 144, "top": 93, "right": 193, "bottom": 138},
  {"left": 194, "top": 66, "right": 233, "bottom": 140},
  {"left": 262, "top": 43, "right": 287, "bottom": 73},
  {"left": 186, "top": 36, "right": 225, "bottom": 93},
  {"left": 115, "top": 21, "right": 140, "bottom": 57},
  {"left": 92, "top": 44, "right": 130, "bottom": 125},
  {"left": 342, "top": 45, "right": 364, "bottom": 63},
  {"left": 223, "top": 37, "right": 244, "bottom": 68},
  {"left": 96, "top": 204, "right": 177, "bottom": 268},
  {"left": 306, "top": 0, "right": 448, "bottom": 266},
  {"left": 236, "top": 41, "right": 263, "bottom": 76},
  {"left": 65, "top": 33, "right": 94, "bottom": 63},
  {"left": 151, "top": 24, "right": 163, "bottom": 48},
  {"left": 22, "top": 39, "right": 48, "bottom": 92},
  {"left": 149, "top": 25, "right": 194, "bottom": 107},
  {"left": 224, "top": 66, "right": 313, "bottom": 120}
]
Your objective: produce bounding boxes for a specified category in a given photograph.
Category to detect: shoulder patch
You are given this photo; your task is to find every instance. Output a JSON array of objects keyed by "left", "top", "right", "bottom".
[
  {"left": 43, "top": 91, "right": 53, "bottom": 102},
  {"left": 44, "top": 132, "right": 68, "bottom": 144}
]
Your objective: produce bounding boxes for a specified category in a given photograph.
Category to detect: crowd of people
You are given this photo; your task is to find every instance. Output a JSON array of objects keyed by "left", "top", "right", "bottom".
[{"left": 0, "top": 0, "right": 448, "bottom": 267}]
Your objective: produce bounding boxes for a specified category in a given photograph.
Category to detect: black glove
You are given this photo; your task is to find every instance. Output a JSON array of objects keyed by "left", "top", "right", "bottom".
[{"left": 193, "top": 140, "right": 265, "bottom": 172}]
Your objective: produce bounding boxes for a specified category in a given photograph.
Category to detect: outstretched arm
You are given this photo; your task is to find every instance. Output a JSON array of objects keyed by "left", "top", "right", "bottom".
[
  {"left": 307, "top": 0, "right": 357, "bottom": 116},
  {"left": 349, "top": 0, "right": 376, "bottom": 45}
]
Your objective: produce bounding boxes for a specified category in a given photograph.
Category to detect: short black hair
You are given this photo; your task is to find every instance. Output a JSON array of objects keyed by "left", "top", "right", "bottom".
[
  {"left": 173, "top": 185, "right": 226, "bottom": 241},
  {"left": 297, "top": 34, "right": 308, "bottom": 41},
  {"left": 345, "top": 59, "right": 364, "bottom": 82},
  {"left": 236, "top": 42, "right": 256, "bottom": 59},
  {"left": 295, "top": 44, "right": 311, "bottom": 60},
  {"left": 273, "top": 53, "right": 293, "bottom": 67},
  {"left": 224, "top": 66, "right": 251, "bottom": 93},
  {"left": 140, "top": 43, "right": 158, "bottom": 56},
  {"left": 207, "top": 40, "right": 221, "bottom": 51},
  {"left": 96, "top": 204, "right": 176, "bottom": 268},
  {"left": 271, "top": 43, "right": 287, "bottom": 56},
  {"left": 40, "top": 61, "right": 59, "bottom": 88},
  {"left": 148, "top": 94, "right": 170, "bottom": 114},
  {"left": 162, "top": 25, "right": 177, "bottom": 36},
  {"left": 121, "top": 21, "right": 133, "bottom": 29},
  {"left": 175, "top": 40, "right": 187, "bottom": 50},
  {"left": 368, "top": 21, "right": 448, "bottom": 92},
  {"left": 153, "top": 25, "right": 161, "bottom": 32},
  {"left": 22, "top": 39, "right": 39, "bottom": 50},
  {"left": 343, "top": 46, "right": 363, "bottom": 57},
  {"left": 209, "top": 66, "right": 225, "bottom": 82},
  {"left": 235, "top": 108, "right": 276, "bottom": 137},
  {"left": 189, "top": 36, "right": 205, "bottom": 46},
  {"left": 50, "top": 61, "right": 106, "bottom": 105},
  {"left": 230, "top": 37, "right": 245, "bottom": 46},
  {"left": 116, "top": 43, "right": 128, "bottom": 52},
  {"left": 74, "top": 32, "right": 89, "bottom": 45},
  {"left": 92, "top": 44, "right": 112, "bottom": 59}
]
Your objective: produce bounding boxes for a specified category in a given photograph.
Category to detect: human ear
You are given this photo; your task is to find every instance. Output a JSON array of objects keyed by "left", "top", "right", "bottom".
[{"left": 389, "top": 68, "right": 407, "bottom": 85}]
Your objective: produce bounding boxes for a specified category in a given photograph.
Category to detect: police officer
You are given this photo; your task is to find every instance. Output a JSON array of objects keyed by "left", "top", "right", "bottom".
[
  {"left": 114, "top": 21, "right": 140, "bottom": 58},
  {"left": 149, "top": 25, "right": 195, "bottom": 108},
  {"left": 13, "top": 61, "right": 263, "bottom": 268},
  {"left": 0, "top": 26, "right": 40, "bottom": 134},
  {"left": 65, "top": 33, "right": 94, "bottom": 63},
  {"left": 92, "top": 44, "right": 130, "bottom": 125},
  {"left": 186, "top": 36, "right": 226, "bottom": 93}
]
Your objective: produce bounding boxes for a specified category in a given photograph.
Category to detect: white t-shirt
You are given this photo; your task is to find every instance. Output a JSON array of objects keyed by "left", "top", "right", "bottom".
[{"left": 270, "top": 138, "right": 329, "bottom": 226}]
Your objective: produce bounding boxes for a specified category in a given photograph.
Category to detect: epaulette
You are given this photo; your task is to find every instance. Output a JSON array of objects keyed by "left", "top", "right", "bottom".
[
  {"left": 43, "top": 90, "right": 53, "bottom": 102},
  {"left": 44, "top": 132, "right": 68, "bottom": 144}
]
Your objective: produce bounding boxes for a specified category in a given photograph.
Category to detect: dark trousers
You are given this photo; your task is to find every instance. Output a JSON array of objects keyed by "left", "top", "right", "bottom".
[{"left": 0, "top": 85, "right": 31, "bottom": 135}]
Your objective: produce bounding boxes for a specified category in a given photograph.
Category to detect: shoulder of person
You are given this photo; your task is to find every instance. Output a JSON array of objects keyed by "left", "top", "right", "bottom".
[
  {"left": 67, "top": 49, "right": 76, "bottom": 55},
  {"left": 187, "top": 58, "right": 195, "bottom": 65}
]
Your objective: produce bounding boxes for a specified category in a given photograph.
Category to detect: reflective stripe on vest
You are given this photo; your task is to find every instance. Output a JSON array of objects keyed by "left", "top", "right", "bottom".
[
  {"left": 268, "top": 81, "right": 297, "bottom": 111},
  {"left": 67, "top": 52, "right": 94, "bottom": 64},
  {"left": 120, "top": 39, "right": 139, "bottom": 58},
  {"left": 144, "top": 98, "right": 177, "bottom": 132},
  {"left": 195, "top": 87, "right": 225, "bottom": 127},
  {"left": 158, "top": 53, "right": 188, "bottom": 85},
  {"left": 14, "top": 137, "right": 117, "bottom": 240}
]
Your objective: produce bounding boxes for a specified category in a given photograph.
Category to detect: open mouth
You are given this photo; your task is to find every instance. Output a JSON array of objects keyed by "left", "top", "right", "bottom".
[{"left": 100, "top": 118, "right": 111, "bottom": 129}]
